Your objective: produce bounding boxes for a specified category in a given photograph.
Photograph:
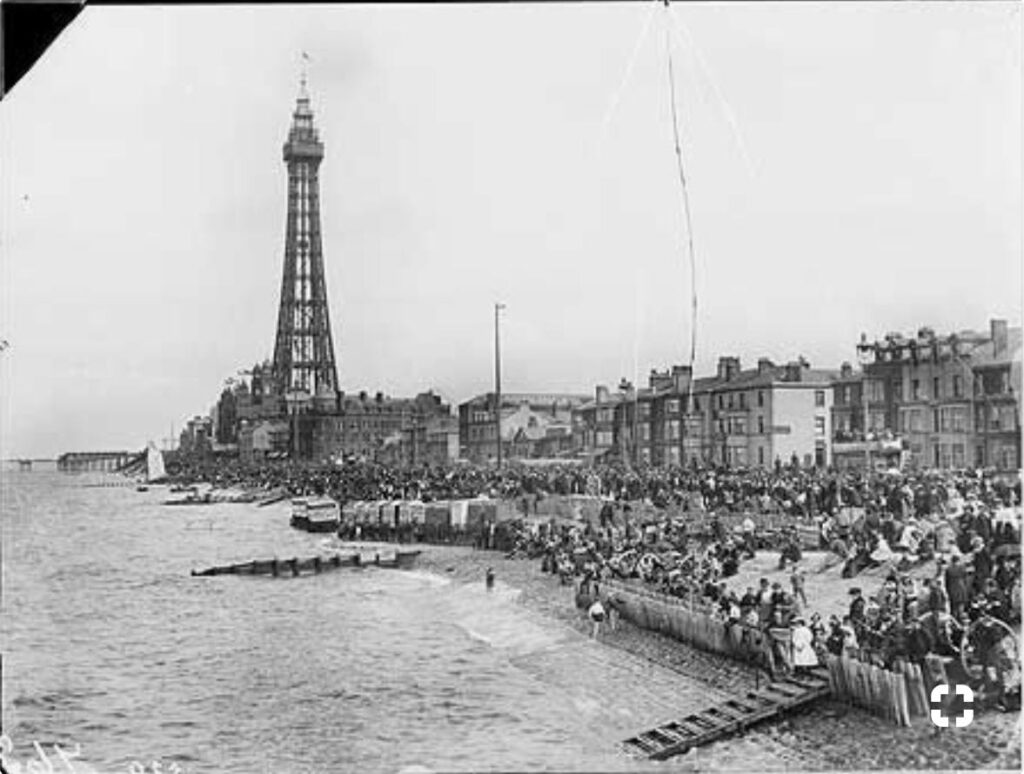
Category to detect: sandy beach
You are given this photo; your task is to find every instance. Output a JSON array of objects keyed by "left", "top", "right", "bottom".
[{"left": 415, "top": 543, "right": 1021, "bottom": 772}]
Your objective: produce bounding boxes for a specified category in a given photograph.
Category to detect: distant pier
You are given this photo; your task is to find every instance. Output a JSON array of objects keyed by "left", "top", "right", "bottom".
[{"left": 56, "top": 451, "right": 133, "bottom": 473}]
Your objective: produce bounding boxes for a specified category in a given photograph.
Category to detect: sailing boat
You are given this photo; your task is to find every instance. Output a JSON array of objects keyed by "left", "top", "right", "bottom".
[{"left": 136, "top": 442, "right": 167, "bottom": 490}]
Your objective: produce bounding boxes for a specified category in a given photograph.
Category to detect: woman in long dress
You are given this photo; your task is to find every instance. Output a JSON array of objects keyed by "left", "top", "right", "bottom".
[{"left": 791, "top": 617, "right": 819, "bottom": 676}]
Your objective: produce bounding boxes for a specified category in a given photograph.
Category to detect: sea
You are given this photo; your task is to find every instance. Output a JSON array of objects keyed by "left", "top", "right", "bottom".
[{"left": 1, "top": 472, "right": 798, "bottom": 773}]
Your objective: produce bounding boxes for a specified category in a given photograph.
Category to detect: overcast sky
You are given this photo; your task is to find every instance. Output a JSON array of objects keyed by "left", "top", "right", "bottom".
[{"left": 0, "top": 2, "right": 1020, "bottom": 458}]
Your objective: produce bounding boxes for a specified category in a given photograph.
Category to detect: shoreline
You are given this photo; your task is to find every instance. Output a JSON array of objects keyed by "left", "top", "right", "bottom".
[{"left": 413, "top": 543, "right": 1021, "bottom": 772}]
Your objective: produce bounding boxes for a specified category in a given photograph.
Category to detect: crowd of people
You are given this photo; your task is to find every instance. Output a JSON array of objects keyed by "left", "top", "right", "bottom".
[
  {"left": 501, "top": 468, "right": 1021, "bottom": 710},
  {"left": 171, "top": 455, "right": 1021, "bottom": 708}
]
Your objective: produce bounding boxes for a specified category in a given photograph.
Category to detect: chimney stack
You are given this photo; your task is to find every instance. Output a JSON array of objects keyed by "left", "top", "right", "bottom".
[
  {"left": 717, "top": 356, "right": 741, "bottom": 382},
  {"left": 671, "top": 364, "right": 693, "bottom": 392}
]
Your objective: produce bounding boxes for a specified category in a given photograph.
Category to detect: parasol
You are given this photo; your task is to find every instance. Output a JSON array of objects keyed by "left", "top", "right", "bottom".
[{"left": 993, "top": 543, "right": 1021, "bottom": 559}]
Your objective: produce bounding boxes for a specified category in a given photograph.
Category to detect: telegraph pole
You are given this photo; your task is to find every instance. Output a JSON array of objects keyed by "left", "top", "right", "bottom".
[{"left": 494, "top": 303, "right": 505, "bottom": 469}]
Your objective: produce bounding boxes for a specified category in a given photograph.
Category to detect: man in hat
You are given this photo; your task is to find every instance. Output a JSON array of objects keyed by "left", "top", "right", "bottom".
[
  {"left": 849, "top": 587, "right": 866, "bottom": 629},
  {"left": 945, "top": 554, "right": 969, "bottom": 619}
]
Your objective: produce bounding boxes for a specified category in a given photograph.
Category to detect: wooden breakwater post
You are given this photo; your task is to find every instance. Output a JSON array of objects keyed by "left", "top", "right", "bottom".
[
  {"left": 823, "top": 653, "right": 928, "bottom": 727},
  {"left": 587, "top": 579, "right": 775, "bottom": 672},
  {"left": 591, "top": 580, "right": 930, "bottom": 728}
]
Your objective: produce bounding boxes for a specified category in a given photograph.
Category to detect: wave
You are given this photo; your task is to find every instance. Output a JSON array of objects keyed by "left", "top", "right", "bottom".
[{"left": 442, "top": 582, "right": 566, "bottom": 656}]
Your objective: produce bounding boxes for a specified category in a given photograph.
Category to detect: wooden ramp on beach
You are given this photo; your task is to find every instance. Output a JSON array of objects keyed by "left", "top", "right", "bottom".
[{"left": 622, "top": 665, "right": 831, "bottom": 761}]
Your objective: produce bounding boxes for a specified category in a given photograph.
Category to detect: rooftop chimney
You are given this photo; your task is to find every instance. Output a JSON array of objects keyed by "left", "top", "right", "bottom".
[
  {"left": 596, "top": 385, "right": 609, "bottom": 405},
  {"left": 991, "top": 318, "right": 1008, "bottom": 358},
  {"left": 840, "top": 361, "right": 853, "bottom": 378},
  {"left": 671, "top": 364, "right": 692, "bottom": 392},
  {"left": 757, "top": 357, "right": 775, "bottom": 374},
  {"left": 717, "top": 356, "right": 741, "bottom": 382}
]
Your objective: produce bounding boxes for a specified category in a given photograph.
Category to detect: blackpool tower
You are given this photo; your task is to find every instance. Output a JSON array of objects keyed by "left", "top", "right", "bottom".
[{"left": 271, "top": 73, "right": 339, "bottom": 408}]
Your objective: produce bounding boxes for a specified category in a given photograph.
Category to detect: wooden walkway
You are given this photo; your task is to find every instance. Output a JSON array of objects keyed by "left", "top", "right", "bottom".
[{"left": 622, "top": 665, "right": 831, "bottom": 761}]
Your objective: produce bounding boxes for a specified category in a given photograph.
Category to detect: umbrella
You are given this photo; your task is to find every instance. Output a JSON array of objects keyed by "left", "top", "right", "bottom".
[{"left": 993, "top": 544, "right": 1021, "bottom": 559}]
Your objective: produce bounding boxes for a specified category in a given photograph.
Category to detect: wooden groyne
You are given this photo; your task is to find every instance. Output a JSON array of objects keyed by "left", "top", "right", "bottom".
[
  {"left": 585, "top": 578, "right": 957, "bottom": 758},
  {"left": 191, "top": 550, "right": 421, "bottom": 578},
  {"left": 623, "top": 666, "right": 831, "bottom": 760}
]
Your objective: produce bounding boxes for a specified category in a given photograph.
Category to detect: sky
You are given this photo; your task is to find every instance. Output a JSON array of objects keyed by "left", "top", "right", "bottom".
[{"left": 0, "top": 2, "right": 1020, "bottom": 458}]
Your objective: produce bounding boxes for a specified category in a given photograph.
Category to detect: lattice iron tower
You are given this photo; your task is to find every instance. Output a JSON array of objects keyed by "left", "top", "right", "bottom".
[{"left": 271, "top": 74, "right": 339, "bottom": 403}]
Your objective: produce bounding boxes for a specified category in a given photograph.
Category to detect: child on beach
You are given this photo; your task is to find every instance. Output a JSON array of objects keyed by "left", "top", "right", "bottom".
[{"left": 588, "top": 599, "right": 607, "bottom": 639}]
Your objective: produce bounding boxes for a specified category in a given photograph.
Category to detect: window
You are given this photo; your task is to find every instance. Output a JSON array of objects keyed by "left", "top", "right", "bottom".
[
  {"left": 667, "top": 420, "right": 681, "bottom": 440},
  {"left": 946, "top": 407, "right": 962, "bottom": 432},
  {"left": 757, "top": 391, "right": 764, "bottom": 408},
  {"left": 911, "top": 379, "right": 920, "bottom": 400},
  {"left": 637, "top": 403, "right": 650, "bottom": 420},
  {"left": 666, "top": 399, "right": 680, "bottom": 414},
  {"left": 694, "top": 397, "right": 701, "bottom": 412},
  {"left": 597, "top": 430, "right": 613, "bottom": 447},
  {"left": 733, "top": 417, "right": 747, "bottom": 435},
  {"left": 668, "top": 447, "right": 681, "bottom": 467},
  {"left": 952, "top": 443, "right": 965, "bottom": 468},
  {"left": 728, "top": 394, "right": 734, "bottom": 409},
  {"left": 758, "top": 447, "right": 765, "bottom": 466},
  {"left": 739, "top": 393, "right": 746, "bottom": 409},
  {"left": 718, "top": 395, "right": 724, "bottom": 409},
  {"left": 758, "top": 416, "right": 765, "bottom": 434},
  {"left": 814, "top": 417, "right": 826, "bottom": 437},
  {"left": 638, "top": 424, "right": 650, "bottom": 442},
  {"left": 841, "top": 386, "right": 851, "bottom": 405},
  {"left": 952, "top": 374, "right": 962, "bottom": 398},
  {"left": 893, "top": 380, "right": 903, "bottom": 402},
  {"left": 814, "top": 390, "right": 825, "bottom": 407},
  {"left": 933, "top": 377, "right": 941, "bottom": 400}
]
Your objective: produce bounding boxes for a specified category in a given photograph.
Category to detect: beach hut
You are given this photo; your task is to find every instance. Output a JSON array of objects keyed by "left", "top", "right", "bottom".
[
  {"left": 407, "top": 499, "right": 426, "bottom": 524},
  {"left": 450, "top": 499, "right": 470, "bottom": 530},
  {"left": 425, "top": 501, "right": 451, "bottom": 527}
]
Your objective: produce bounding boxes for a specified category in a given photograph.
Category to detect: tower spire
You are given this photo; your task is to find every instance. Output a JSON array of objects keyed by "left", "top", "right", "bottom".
[{"left": 272, "top": 65, "right": 339, "bottom": 439}]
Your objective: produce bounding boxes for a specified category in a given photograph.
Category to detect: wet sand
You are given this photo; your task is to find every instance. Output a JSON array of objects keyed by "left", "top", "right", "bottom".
[{"left": 415, "top": 543, "right": 1021, "bottom": 772}]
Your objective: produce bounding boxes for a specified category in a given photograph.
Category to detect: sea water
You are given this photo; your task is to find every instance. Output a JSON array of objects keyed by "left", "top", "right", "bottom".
[{"left": 1, "top": 472, "right": 797, "bottom": 773}]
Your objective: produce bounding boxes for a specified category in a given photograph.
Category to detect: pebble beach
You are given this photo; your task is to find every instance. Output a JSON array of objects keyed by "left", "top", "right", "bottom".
[{"left": 415, "top": 543, "right": 1022, "bottom": 772}]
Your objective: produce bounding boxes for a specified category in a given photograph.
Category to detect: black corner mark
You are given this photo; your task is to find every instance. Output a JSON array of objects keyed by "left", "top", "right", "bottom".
[{"left": 1, "top": 1, "right": 84, "bottom": 100}]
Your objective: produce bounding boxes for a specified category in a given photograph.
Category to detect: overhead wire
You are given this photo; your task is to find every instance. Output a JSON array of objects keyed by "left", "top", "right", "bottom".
[
  {"left": 667, "top": 6, "right": 755, "bottom": 180},
  {"left": 664, "top": 1, "right": 700, "bottom": 436}
]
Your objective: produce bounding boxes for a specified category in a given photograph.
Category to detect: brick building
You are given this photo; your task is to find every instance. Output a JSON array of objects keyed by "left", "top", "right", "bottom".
[
  {"left": 578, "top": 356, "right": 836, "bottom": 469},
  {"left": 458, "top": 392, "right": 587, "bottom": 464},
  {"left": 854, "top": 318, "right": 1021, "bottom": 471}
]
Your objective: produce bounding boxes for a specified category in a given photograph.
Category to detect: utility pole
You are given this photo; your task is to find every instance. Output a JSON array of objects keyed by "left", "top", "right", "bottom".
[
  {"left": 864, "top": 378, "right": 871, "bottom": 473},
  {"left": 494, "top": 303, "right": 505, "bottom": 469}
]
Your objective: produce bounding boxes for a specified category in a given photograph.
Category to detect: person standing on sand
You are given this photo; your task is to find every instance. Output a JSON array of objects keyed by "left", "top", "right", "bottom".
[
  {"left": 791, "top": 617, "right": 818, "bottom": 675},
  {"left": 485, "top": 567, "right": 495, "bottom": 591},
  {"left": 588, "top": 598, "right": 606, "bottom": 639},
  {"left": 790, "top": 567, "right": 807, "bottom": 608}
]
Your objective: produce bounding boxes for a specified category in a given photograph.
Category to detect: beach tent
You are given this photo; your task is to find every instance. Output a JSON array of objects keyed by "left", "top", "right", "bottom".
[
  {"left": 407, "top": 499, "right": 426, "bottom": 524},
  {"left": 425, "top": 502, "right": 451, "bottom": 527},
  {"left": 450, "top": 499, "right": 470, "bottom": 528}
]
